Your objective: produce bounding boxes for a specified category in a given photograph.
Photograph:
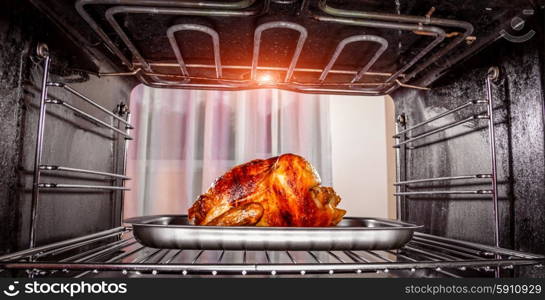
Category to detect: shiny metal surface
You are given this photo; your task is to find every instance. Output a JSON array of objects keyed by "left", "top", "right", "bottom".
[
  {"left": 394, "top": 190, "right": 493, "bottom": 196},
  {"left": 318, "top": 34, "right": 387, "bottom": 83},
  {"left": 486, "top": 67, "right": 500, "bottom": 250},
  {"left": 393, "top": 114, "right": 489, "bottom": 148},
  {"left": 30, "top": 54, "right": 50, "bottom": 248},
  {"left": 486, "top": 67, "right": 501, "bottom": 277},
  {"left": 38, "top": 183, "right": 130, "bottom": 191},
  {"left": 167, "top": 24, "right": 222, "bottom": 78},
  {"left": 1, "top": 227, "right": 543, "bottom": 277},
  {"left": 394, "top": 174, "right": 492, "bottom": 186},
  {"left": 390, "top": 70, "right": 507, "bottom": 277},
  {"left": 251, "top": 21, "right": 308, "bottom": 82},
  {"left": 393, "top": 99, "right": 488, "bottom": 138},
  {"left": 125, "top": 215, "right": 421, "bottom": 251},
  {"left": 0, "top": 226, "right": 126, "bottom": 262},
  {"left": 45, "top": 98, "right": 132, "bottom": 139},
  {"left": 28, "top": 68, "right": 134, "bottom": 219},
  {"left": 0, "top": 227, "right": 544, "bottom": 278},
  {"left": 39, "top": 165, "right": 130, "bottom": 180},
  {"left": 133, "top": 62, "right": 397, "bottom": 77},
  {"left": 47, "top": 82, "right": 133, "bottom": 127}
]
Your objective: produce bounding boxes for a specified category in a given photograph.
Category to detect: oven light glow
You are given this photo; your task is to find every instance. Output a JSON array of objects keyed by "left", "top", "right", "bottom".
[{"left": 258, "top": 73, "right": 274, "bottom": 83}]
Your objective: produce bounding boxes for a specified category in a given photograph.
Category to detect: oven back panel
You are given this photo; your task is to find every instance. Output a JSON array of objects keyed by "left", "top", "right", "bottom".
[
  {"left": 391, "top": 22, "right": 545, "bottom": 276},
  {"left": 0, "top": 0, "right": 134, "bottom": 253}
]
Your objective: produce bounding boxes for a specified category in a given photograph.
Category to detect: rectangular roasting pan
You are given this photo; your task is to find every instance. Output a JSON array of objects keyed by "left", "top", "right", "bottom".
[{"left": 124, "top": 215, "right": 422, "bottom": 251}]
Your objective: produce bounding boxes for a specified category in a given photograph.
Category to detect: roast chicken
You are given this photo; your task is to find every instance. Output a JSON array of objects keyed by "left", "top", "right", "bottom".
[{"left": 188, "top": 153, "right": 346, "bottom": 226}]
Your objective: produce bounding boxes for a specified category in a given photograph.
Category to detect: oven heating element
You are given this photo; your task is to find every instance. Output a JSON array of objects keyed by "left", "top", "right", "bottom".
[{"left": 73, "top": 0, "right": 474, "bottom": 95}]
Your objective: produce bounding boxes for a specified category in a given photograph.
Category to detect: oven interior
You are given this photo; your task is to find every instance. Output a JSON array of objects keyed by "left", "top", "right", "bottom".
[{"left": 0, "top": 0, "right": 544, "bottom": 278}]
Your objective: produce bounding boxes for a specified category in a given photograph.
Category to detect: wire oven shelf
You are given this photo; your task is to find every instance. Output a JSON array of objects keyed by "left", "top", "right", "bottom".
[{"left": 1, "top": 227, "right": 542, "bottom": 278}]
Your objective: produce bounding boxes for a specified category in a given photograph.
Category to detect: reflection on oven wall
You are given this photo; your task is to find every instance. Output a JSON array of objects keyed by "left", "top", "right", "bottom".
[{"left": 124, "top": 87, "right": 396, "bottom": 220}]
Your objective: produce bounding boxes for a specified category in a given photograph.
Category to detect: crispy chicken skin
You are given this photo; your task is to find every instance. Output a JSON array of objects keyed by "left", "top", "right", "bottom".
[{"left": 188, "top": 153, "right": 346, "bottom": 226}]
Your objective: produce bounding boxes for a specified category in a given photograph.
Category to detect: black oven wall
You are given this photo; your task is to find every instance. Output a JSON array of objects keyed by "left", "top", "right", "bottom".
[
  {"left": 391, "top": 17, "right": 545, "bottom": 276},
  {"left": 0, "top": 0, "right": 135, "bottom": 254}
]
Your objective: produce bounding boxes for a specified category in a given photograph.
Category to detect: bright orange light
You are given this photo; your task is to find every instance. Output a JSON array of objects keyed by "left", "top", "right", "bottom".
[{"left": 258, "top": 73, "right": 274, "bottom": 83}]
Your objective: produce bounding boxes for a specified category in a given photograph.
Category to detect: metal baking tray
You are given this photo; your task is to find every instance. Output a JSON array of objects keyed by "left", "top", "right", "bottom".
[{"left": 124, "top": 215, "right": 421, "bottom": 251}]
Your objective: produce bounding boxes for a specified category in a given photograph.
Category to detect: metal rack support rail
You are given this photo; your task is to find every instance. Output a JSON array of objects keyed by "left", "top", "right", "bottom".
[
  {"left": 38, "top": 183, "right": 130, "bottom": 191},
  {"left": 486, "top": 68, "right": 500, "bottom": 250},
  {"left": 47, "top": 82, "right": 133, "bottom": 128},
  {"left": 0, "top": 226, "right": 126, "bottom": 262},
  {"left": 394, "top": 174, "right": 492, "bottom": 185},
  {"left": 29, "top": 46, "right": 134, "bottom": 249},
  {"left": 394, "top": 190, "right": 493, "bottom": 196},
  {"left": 39, "top": 165, "right": 131, "bottom": 180},
  {"left": 45, "top": 99, "right": 132, "bottom": 139},
  {"left": 393, "top": 99, "right": 488, "bottom": 138},
  {"left": 394, "top": 114, "right": 489, "bottom": 148},
  {"left": 392, "top": 68, "right": 503, "bottom": 275},
  {"left": 29, "top": 48, "right": 51, "bottom": 249}
]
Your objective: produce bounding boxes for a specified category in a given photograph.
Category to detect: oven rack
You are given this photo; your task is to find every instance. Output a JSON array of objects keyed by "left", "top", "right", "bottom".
[
  {"left": 393, "top": 68, "right": 503, "bottom": 275},
  {"left": 0, "top": 226, "right": 542, "bottom": 278},
  {"left": 74, "top": 0, "right": 473, "bottom": 95},
  {"left": 29, "top": 47, "right": 134, "bottom": 248}
]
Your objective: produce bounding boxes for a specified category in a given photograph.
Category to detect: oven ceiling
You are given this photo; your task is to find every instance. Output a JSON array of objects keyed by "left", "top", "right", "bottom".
[{"left": 29, "top": 0, "right": 536, "bottom": 95}]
